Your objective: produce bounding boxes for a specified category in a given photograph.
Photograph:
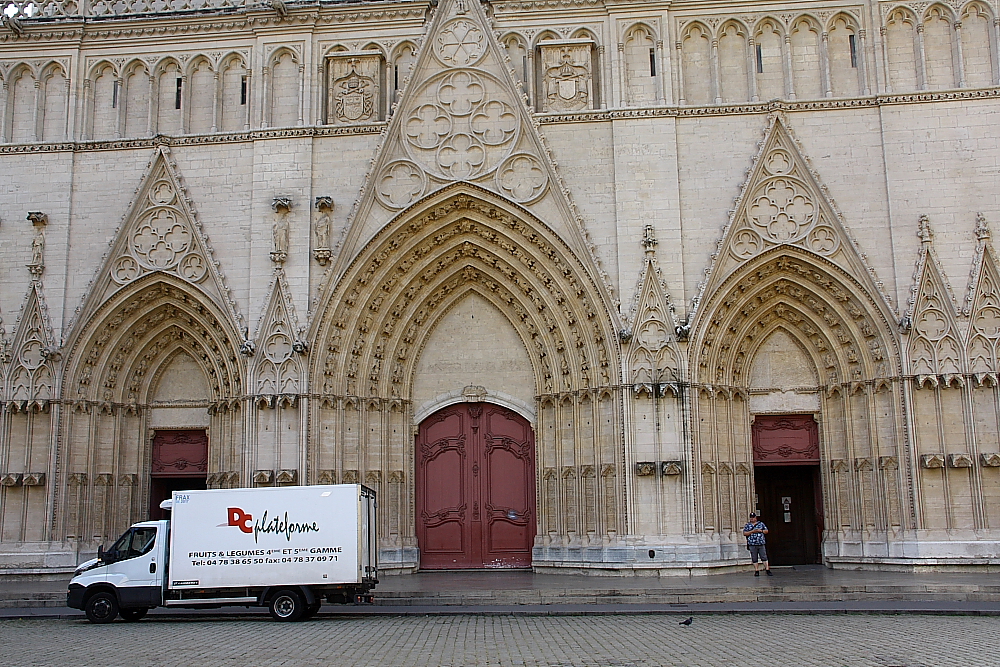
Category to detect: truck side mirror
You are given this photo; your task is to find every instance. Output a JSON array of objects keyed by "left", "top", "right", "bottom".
[{"left": 97, "top": 544, "right": 105, "bottom": 562}]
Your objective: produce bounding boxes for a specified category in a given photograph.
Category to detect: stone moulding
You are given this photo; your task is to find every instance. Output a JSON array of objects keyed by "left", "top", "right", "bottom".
[
  {"left": 252, "top": 469, "right": 274, "bottom": 485},
  {"left": 21, "top": 473, "right": 46, "bottom": 486}
]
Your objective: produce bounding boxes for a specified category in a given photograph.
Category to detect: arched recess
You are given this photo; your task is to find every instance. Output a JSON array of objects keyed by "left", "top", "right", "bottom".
[
  {"left": 689, "top": 246, "right": 909, "bottom": 548},
  {"left": 58, "top": 274, "right": 245, "bottom": 548},
  {"left": 310, "top": 184, "right": 622, "bottom": 568}
]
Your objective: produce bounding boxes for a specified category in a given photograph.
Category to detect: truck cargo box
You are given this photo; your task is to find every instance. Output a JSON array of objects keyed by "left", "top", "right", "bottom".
[{"left": 168, "top": 484, "right": 376, "bottom": 590}]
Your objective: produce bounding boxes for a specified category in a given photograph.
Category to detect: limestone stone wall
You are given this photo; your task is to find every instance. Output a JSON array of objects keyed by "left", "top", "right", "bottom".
[{"left": 1, "top": 0, "right": 1000, "bottom": 574}]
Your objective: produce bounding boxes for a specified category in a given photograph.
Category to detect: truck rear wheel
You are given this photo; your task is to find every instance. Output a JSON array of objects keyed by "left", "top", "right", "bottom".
[
  {"left": 268, "top": 588, "right": 305, "bottom": 622},
  {"left": 85, "top": 591, "right": 119, "bottom": 624}
]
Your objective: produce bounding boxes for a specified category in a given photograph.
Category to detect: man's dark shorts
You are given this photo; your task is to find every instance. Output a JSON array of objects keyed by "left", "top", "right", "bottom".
[{"left": 749, "top": 544, "right": 768, "bottom": 563}]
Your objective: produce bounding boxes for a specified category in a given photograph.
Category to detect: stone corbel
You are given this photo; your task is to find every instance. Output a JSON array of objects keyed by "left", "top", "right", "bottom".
[
  {"left": 947, "top": 453, "right": 974, "bottom": 469},
  {"left": 635, "top": 462, "right": 656, "bottom": 476},
  {"left": 660, "top": 461, "right": 682, "bottom": 476},
  {"left": 980, "top": 453, "right": 1000, "bottom": 467},
  {"left": 22, "top": 472, "right": 46, "bottom": 486},
  {"left": 920, "top": 454, "right": 946, "bottom": 469},
  {"left": 0, "top": 473, "right": 23, "bottom": 487},
  {"left": 253, "top": 469, "right": 274, "bottom": 485},
  {"left": 275, "top": 469, "right": 298, "bottom": 484}
]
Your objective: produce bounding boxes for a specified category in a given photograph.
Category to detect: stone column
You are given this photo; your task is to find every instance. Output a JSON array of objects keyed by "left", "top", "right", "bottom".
[
  {"left": 747, "top": 37, "right": 759, "bottom": 102},
  {"left": 954, "top": 21, "right": 966, "bottom": 88},
  {"left": 858, "top": 29, "right": 870, "bottom": 95},
  {"left": 711, "top": 38, "right": 722, "bottom": 104},
  {"left": 820, "top": 30, "right": 832, "bottom": 97},
  {"left": 783, "top": 34, "right": 796, "bottom": 99},
  {"left": 880, "top": 26, "right": 893, "bottom": 94},
  {"left": 211, "top": 70, "right": 220, "bottom": 132},
  {"left": 674, "top": 41, "right": 686, "bottom": 105},
  {"left": 916, "top": 23, "right": 928, "bottom": 90}
]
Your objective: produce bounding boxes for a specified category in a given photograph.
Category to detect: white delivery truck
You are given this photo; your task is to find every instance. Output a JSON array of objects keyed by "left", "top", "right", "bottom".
[{"left": 67, "top": 484, "right": 377, "bottom": 623}]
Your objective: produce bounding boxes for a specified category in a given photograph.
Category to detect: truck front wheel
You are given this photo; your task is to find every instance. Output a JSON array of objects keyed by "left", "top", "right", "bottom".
[
  {"left": 85, "top": 591, "right": 119, "bottom": 624},
  {"left": 269, "top": 589, "right": 305, "bottom": 622}
]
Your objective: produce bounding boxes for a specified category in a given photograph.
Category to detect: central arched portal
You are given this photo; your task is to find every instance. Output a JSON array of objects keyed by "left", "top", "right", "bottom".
[{"left": 416, "top": 403, "right": 536, "bottom": 569}]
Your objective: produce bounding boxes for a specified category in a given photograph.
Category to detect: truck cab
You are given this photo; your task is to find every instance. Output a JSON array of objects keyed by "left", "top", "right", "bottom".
[{"left": 67, "top": 520, "right": 168, "bottom": 623}]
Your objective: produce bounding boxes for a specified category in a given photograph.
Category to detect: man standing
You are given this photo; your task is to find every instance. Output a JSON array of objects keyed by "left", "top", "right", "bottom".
[{"left": 743, "top": 513, "right": 772, "bottom": 576}]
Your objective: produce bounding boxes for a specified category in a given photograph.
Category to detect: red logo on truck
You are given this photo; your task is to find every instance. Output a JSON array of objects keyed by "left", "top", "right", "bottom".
[{"left": 227, "top": 507, "right": 253, "bottom": 533}]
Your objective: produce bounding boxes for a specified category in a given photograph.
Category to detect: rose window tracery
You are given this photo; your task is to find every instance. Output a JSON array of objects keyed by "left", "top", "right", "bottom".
[
  {"left": 435, "top": 19, "right": 486, "bottom": 67},
  {"left": 496, "top": 154, "right": 547, "bottom": 203},
  {"left": 110, "top": 177, "right": 210, "bottom": 286},
  {"left": 748, "top": 178, "right": 815, "bottom": 242},
  {"left": 402, "top": 70, "right": 520, "bottom": 182}
]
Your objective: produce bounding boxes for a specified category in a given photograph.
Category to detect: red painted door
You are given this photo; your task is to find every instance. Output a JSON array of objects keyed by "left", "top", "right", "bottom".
[
  {"left": 149, "top": 429, "right": 208, "bottom": 520},
  {"left": 416, "top": 403, "right": 535, "bottom": 569}
]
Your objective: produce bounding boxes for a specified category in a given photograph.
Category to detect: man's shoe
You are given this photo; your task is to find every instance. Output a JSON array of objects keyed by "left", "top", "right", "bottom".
[
  {"left": 766, "top": 570, "right": 773, "bottom": 576},
  {"left": 754, "top": 570, "right": 759, "bottom": 576}
]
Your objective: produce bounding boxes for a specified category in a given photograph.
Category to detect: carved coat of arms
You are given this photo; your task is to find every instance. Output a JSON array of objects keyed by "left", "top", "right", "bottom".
[
  {"left": 542, "top": 48, "right": 592, "bottom": 112},
  {"left": 327, "top": 55, "right": 380, "bottom": 124}
]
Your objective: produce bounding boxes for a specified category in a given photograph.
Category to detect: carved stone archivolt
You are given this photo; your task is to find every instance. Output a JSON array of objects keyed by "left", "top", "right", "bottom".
[
  {"left": 65, "top": 278, "right": 243, "bottom": 404},
  {"left": 312, "top": 185, "right": 619, "bottom": 400}
]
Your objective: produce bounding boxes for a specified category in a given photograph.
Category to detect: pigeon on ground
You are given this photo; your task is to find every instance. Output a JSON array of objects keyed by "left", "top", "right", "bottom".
[{"left": 678, "top": 617, "right": 693, "bottom": 626}]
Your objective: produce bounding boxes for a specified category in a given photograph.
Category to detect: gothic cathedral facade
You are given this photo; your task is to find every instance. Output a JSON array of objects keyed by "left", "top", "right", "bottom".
[{"left": 1, "top": 0, "right": 1000, "bottom": 574}]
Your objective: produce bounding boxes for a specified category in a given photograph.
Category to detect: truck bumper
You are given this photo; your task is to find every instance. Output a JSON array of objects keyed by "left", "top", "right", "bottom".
[{"left": 67, "top": 584, "right": 86, "bottom": 610}]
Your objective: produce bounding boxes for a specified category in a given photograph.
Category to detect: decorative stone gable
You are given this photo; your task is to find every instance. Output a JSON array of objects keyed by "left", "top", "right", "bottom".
[
  {"left": 70, "top": 146, "right": 243, "bottom": 335},
  {"left": 697, "top": 113, "right": 882, "bottom": 302},
  {"left": 334, "top": 0, "right": 609, "bottom": 298},
  {"left": 626, "top": 225, "right": 682, "bottom": 392},
  {"left": 906, "top": 216, "right": 963, "bottom": 382},
  {"left": 966, "top": 215, "right": 1000, "bottom": 378},
  {"left": 252, "top": 271, "right": 304, "bottom": 399},
  {"left": 6, "top": 284, "right": 56, "bottom": 406}
]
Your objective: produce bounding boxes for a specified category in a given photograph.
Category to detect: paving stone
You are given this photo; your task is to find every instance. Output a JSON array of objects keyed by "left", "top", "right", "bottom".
[{"left": 1, "top": 613, "right": 996, "bottom": 667}]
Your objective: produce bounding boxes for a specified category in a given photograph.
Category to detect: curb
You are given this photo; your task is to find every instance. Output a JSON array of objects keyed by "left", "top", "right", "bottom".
[{"left": 4, "top": 600, "right": 1000, "bottom": 620}]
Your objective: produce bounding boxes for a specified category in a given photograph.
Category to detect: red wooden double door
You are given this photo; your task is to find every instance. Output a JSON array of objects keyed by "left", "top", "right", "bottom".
[{"left": 415, "top": 403, "right": 536, "bottom": 569}]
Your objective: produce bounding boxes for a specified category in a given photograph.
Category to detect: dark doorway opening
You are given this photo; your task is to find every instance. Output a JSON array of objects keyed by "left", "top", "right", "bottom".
[
  {"left": 415, "top": 402, "right": 536, "bottom": 569},
  {"left": 751, "top": 414, "right": 823, "bottom": 566},
  {"left": 752, "top": 464, "right": 822, "bottom": 565},
  {"left": 149, "top": 429, "right": 208, "bottom": 520}
]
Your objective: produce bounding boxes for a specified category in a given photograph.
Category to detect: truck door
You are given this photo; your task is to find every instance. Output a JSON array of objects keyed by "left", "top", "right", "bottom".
[{"left": 105, "top": 526, "right": 162, "bottom": 608}]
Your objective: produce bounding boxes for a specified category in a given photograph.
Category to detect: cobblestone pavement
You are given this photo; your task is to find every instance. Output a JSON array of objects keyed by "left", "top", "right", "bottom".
[{"left": 1, "top": 613, "right": 995, "bottom": 667}]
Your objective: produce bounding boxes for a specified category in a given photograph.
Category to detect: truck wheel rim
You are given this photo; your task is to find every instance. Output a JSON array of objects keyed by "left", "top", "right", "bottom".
[
  {"left": 275, "top": 597, "right": 295, "bottom": 617},
  {"left": 93, "top": 598, "right": 113, "bottom": 619}
]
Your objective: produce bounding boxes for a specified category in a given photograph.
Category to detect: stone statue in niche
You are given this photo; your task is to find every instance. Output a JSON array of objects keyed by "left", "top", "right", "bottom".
[
  {"left": 271, "top": 197, "right": 291, "bottom": 263},
  {"left": 27, "top": 211, "right": 47, "bottom": 277},
  {"left": 327, "top": 54, "right": 381, "bottom": 125},
  {"left": 540, "top": 41, "right": 593, "bottom": 112},
  {"left": 314, "top": 196, "right": 334, "bottom": 266}
]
